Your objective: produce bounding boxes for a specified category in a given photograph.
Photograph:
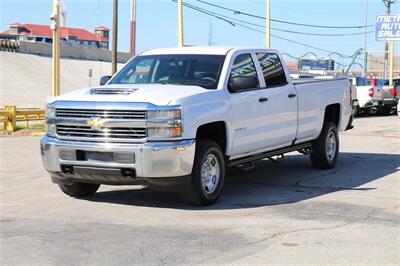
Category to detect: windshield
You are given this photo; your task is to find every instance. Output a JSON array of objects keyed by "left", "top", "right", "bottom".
[{"left": 109, "top": 54, "right": 226, "bottom": 90}]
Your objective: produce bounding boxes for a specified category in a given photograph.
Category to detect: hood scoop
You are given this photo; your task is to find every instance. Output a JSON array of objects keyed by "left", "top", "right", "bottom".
[{"left": 90, "top": 88, "right": 138, "bottom": 95}]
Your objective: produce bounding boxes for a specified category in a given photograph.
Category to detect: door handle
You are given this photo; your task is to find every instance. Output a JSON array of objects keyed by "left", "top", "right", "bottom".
[
  {"left": 259, "top": 97, "right": 268, "bottom": 102},
  {"left": 288, "top": 93, "right": 297, "bottom": 98}
]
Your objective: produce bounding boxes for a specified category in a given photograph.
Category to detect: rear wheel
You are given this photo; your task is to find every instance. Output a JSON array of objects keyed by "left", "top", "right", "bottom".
[
  {"left": 184, "top": 140, "right": 225, "bottom": 206},
  {"left": 352, "top": 105, "right": 360, "bottom": 117},
  {"left": 59, "top": 182, "right": 100, "bottom": 197},
  {"left": 310, "top": 122, "right": 339, "bottom": 169}
]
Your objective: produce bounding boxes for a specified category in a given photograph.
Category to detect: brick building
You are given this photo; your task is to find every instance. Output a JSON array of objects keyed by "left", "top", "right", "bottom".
[{"left": 0, "top": 23, "right": 110, "bottom": 50}]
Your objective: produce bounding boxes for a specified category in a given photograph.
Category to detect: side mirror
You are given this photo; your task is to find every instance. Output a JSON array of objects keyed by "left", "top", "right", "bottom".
[
  {"left": 228, "top": 76, "right": 259, "bottom": 92},
  {"left": 100, "top": 75, "right": 112, "bottom": 86}
]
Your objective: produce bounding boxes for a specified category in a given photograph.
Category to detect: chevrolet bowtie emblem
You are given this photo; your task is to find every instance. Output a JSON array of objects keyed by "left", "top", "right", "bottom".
[{"left": 87, "top": 117, "right": 104, "bottom": 130}]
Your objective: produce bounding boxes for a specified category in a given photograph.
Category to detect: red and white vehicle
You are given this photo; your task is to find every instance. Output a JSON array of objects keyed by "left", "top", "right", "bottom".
[
  {"left": 349, "top": 77, "right": 398, "bottom": 115},
  {"left": 375, "top": 79, "right": 398, "bottom": 115}
]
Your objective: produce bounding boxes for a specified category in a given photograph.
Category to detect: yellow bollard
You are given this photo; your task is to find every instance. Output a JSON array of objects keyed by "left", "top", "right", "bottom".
[
  {"left": 4, "top": 105, "right": 16, "bottom": 134},
  {"left": 25, "top": 115, "right": 29, "bottom": 128}
]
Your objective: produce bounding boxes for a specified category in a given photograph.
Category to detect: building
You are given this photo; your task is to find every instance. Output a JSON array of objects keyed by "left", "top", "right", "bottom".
[
  {"left": 285, "top": 60, "right": 298, "bottom": 73},
  {"left": 0, "top": 23, "right": 110, "bottom": 50},
  {"left": 367, "top": 55, "right": 400, "bottom": 79}
]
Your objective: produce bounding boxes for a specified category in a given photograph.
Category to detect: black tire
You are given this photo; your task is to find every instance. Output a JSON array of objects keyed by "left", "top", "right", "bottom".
[
  {"left": 352, "top": 105, "right": 360, "bottom": 117},
  {"left": 382, "top": 107, "right": 393, "bottom": 116},
  {"left": 59, "top": 182, "right": 100, "bottom": 197},
  {"left": 310, "top": 122, "right": 339, "bottom": 170},
  {"left": 184, "top": 140, "right": 225, "bottom": 206}
]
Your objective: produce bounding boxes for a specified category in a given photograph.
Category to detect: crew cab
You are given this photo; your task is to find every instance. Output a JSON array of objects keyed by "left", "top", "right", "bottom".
[{"left": 41, "top": 47, "right": 353, "bottom": 205}]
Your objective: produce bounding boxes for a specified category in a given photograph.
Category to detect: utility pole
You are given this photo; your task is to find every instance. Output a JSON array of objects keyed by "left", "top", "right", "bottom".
[
  {"left": 382, "top": 0, "right": 394, "bottom": 79},
  {"left": 363, "top": 0, "right": 369, "bottom": 77},
  {"left": 389, "top": 42, "right": 395, "bottom": 85},
  {"left": 208, "top": 20, "right": 213, "bottom": 46},
  {"left": 265, "top": 0, "right": 270, "bottom": 48},
  {"left": 130, "top": 0, "right": 136, "bottom": 55},
  {"left": 112, "top": 0, "right": 118, "bottom": 75},
  {"left": 177, "top": 0, "right": 184, "bottom": 47},
  {"left": 50, "top": 0, "right": 60, "bottom": 96}
]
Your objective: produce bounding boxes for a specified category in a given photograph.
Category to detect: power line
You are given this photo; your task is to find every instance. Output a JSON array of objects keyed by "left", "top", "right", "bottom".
[
  {"left": 171, "top": 0, "right": 400, "bottom": 69},
  {"left": 180, "top": 1, "right": 373, "bottom": 37},
  {"left": 85, "top": 0, "right": 104, "bottom": 29},
  {"left": 195, "top": 0, "right": 374, "bottom": 29}
]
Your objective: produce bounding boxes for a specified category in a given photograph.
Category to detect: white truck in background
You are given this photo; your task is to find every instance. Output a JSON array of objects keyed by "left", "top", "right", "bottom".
[
  {"left": 350, "top": 77, "right": 398, "bottom": 115},
  {"left": 41, "top": 47, "right": 353, "bottom": 205},
  {"left": 379, "top": 79, "right": 399, "bottom": 115}
]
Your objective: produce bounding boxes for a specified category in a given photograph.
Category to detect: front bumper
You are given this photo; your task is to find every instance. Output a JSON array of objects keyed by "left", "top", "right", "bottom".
[{"left": 40, "top": 136, "right": 195, "bottom": 185}]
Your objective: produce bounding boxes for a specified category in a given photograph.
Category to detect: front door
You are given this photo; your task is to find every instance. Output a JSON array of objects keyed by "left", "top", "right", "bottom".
[
  {"left": 229, "top": 53, "right": 272, "bottom": 156},
  {"left": 229, "top": 52, "right": 298, "bottom": 158},
  {"left": 254, "top": 52, "right": 298, "bottom": 149}
]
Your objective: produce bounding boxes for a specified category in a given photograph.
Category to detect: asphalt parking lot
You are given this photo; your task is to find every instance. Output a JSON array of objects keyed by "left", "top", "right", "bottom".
[{"left": 1, "top": 116, "right": 399, "bottom": 265}]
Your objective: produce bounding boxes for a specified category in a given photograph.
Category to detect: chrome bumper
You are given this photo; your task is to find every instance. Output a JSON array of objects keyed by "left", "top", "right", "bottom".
[{"left": 40, "top": 136, "right": 195, "bottom": 184}]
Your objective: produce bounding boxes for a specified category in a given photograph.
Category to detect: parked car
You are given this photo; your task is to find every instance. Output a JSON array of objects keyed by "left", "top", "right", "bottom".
[
  {"left": 350, "top": 77, "right": 399, "bottom": 115},
  {"left": 397, "top": 100, "right": 400, "bottom": 117},
  {"left": 40, "top": 47, "right": 353, "bottom": 205},
  {"left": 378, "top": 79, "right": 399, "bottom": 115},
  {"left": 290, "top": 74, "right": 314, "bottom": 79},
  {"left": 347, "top": 78, "right": 359, "bottom": 116}
]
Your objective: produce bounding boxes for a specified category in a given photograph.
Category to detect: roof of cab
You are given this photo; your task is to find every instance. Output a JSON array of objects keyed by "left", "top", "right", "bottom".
[{"left": 140, "top": 46, "right": 278, "bottom": 56}]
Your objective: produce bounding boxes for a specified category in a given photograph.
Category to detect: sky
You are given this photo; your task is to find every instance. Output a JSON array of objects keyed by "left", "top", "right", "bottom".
[{"left": 1, "top": 0, "right": 399, "bottom": 70}]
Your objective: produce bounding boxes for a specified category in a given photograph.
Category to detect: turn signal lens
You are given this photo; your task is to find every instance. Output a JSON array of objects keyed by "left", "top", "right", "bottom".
[
  {"left": 147, "top": 127, "right": 182, "bottom": 138},
  {"left": 170, "top": 127, "right": 182, "bottom": 137}
]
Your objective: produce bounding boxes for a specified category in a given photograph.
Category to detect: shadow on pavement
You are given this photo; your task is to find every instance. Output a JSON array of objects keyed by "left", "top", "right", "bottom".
[{"left": 84, "top": 152, "right": 400, "bottom": 210}]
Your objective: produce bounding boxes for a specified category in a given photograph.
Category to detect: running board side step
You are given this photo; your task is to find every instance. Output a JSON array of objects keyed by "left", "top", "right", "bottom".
[{"left": 228, "top": 142, "right": 312, "bottom": 167}]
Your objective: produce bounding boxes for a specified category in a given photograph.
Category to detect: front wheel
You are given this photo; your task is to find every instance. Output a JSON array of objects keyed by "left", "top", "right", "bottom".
[
  {"left": 310, "top": 122, "right": 339, "bottom": 169},
  {"left": 58, "top": 182, "right": 100, "bottom": 197},
  {"left": 184, "top": 140, "right": 225, "bottom": 206}
]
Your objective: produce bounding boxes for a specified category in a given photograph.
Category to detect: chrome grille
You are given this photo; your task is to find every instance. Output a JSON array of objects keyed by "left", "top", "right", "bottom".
[
  {"left": 56, "top": 109, "right": 146, "bottom": 120},
  {"left": 57, "top": 125, "right": 146, "bottom": 139}
]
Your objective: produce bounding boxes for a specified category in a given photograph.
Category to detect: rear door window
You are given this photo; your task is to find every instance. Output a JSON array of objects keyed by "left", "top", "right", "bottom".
[{"left": 256, "top": 53, "right": 287, "bottom": 87}]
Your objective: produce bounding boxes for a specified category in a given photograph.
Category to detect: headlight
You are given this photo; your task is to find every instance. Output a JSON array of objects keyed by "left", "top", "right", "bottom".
[
  {"left": 147, "top": 109, "right": 181, "bottom": 120},
  {"left": 46, "top": 106, "right": 56, "bottom": 117},
  {"left": 46, "top": 123, "right": 57, "bottom": 137},
  {"left": 147, "top": 127, "right": 182, "bottom": 138}
]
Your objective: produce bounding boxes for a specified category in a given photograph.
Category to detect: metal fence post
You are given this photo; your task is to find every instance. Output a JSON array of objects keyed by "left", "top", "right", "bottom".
[{"left": 4, "top": 105, "right": 16, "bottom": 133}]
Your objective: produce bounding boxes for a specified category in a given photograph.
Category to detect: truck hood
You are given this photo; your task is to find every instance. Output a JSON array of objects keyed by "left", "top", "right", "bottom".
[{"left": 49, "top": 84, "right": 211, "bottom": 106}]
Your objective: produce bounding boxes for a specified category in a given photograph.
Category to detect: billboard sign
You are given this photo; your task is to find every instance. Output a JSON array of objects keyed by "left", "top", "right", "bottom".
[
  {"left": 298, "top": 59, "right": 335, "bottom": 71},
  {"left": 375, "top": 14, "right": 400, "bottom": 42}
]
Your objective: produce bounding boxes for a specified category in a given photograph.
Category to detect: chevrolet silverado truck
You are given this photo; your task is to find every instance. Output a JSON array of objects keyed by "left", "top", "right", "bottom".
[{"left": 41, "top": 47, "right": 353, "bottom": 205}]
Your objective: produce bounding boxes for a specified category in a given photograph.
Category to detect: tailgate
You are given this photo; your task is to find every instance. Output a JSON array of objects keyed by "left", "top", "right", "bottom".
[
  {"left": 372, "top": 86, "right": 383, "bottom": 100},
  {"left": 381, "top": 86, "right": 396, "bottom": 99}
]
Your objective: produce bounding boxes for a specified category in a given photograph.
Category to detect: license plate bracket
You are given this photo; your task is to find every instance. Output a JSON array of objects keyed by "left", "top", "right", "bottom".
[{"left": 77, "top": 150, "right": 114, "bottom": 162}]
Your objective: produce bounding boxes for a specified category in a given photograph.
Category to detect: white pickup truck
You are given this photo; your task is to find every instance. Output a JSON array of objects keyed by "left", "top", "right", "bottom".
[
  {"left": 41, "top": 47, "right": 353, "bottom": 205},
  {"left": 350, "top": 77, "right": 398, "bottom": 115}
]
